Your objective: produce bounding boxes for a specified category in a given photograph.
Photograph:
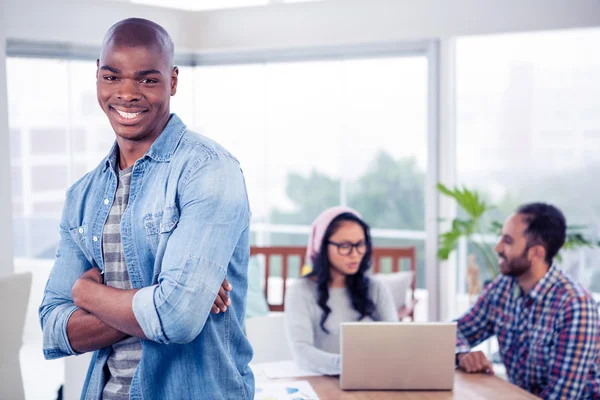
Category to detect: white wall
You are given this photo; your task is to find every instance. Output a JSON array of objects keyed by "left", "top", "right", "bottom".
[
  {"left": 0, "top": 0, "right": 14, "bottom": 277},
  {"left": 3, "top": 0, "right": 196, "bottom": 52},
  {"left": 4, "top": 0, "right": 600, "bottom": 53},
  {"left": 191, "top": 0, "right": 600, "bottom": 51}
]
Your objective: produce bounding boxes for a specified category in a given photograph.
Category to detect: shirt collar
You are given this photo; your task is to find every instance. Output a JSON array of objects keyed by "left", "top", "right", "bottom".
[
  {"left": 103, "top": 113, "right": 186, "bottom": 172},
  {"left": 526, "top": 263, "right": 560, "bottom": 301}
]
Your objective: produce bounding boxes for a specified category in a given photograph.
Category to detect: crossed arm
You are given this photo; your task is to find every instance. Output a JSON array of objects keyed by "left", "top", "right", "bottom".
[
  {"left": 68, "top": 268, "right": 232, "bottom": 353},
  {"left": 40, "top": 155, "right": 248, "bottom": 357}
]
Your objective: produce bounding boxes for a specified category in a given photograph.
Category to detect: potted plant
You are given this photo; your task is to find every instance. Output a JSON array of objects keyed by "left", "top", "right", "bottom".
[{"left": 436, "top": 183, "right": 598, "bottom": 283}]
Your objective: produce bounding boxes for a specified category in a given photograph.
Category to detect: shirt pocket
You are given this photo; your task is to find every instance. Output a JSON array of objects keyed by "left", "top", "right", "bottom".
[
  {"left": 529, "top": 327, "right": 552, "bottom": 375},
  {"left": 143, "top": 206, "right": 180, "bottom": 257},
  {"left": 69, "top": 224, "right": 94, "bottom": 264}
]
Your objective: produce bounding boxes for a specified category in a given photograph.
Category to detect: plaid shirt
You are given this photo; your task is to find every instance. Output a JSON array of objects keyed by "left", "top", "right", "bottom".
[{"left": 456, "top": 265, "right": 600, "bottom": 399}]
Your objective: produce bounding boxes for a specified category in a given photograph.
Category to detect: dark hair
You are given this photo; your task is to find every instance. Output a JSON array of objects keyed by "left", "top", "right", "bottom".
[
  {"left": 103, "top": 18, "right": 175, "bottom": 67},
  {"left": 306, "top": 212, "right": 376, "bottom": 333},
  {"left": 517, "top": 203, "right": 567, "bottom": 265}
]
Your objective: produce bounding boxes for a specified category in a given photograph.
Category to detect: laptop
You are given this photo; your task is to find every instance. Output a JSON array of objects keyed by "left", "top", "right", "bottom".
[{"left": 340, "top": 322, "right": 456, "bottom": 391}]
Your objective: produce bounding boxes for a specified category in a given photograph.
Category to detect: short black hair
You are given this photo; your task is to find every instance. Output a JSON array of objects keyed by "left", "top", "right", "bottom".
[
  {"left": 101, "top": 18, "right": 175, "bottom": 67},
  {"left": 516, "top": 203, "right": 566, "bottom": 265}
]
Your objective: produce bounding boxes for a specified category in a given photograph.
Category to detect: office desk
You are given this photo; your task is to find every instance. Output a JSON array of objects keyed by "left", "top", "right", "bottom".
[{"left": 261, "top": 371, "right": 540, "bottom": 399}]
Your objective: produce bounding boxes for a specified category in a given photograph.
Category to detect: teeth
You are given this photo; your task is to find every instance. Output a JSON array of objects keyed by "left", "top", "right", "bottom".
[{"left": 115, "top": 109, "right": 143, "bottom": 119}]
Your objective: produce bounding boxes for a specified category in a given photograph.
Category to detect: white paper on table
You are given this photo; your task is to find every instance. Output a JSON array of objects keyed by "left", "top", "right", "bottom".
[
  {"left": 258, "top": 361, "right": 322, "bottom": 379},
  {"left": 254, "top": 380, "right": 319, "bottom": 400}
]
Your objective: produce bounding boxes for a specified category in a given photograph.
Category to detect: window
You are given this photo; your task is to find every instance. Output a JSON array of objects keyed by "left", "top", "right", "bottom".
[
  {"left": 7, "top": 58, "right": 113, "bottom": 399},
  {"left": 192, "top": 57, "right": 428, "bottom": 286},
  {"left": 8, "top": 50, "right": 431, "bottom": 398},
  {"left": 7, "top": 58, "right": 112, "bottom": 260},
  {"left": 8, "top": 55, "right": 429, "bottom": 271},
  {"left": 454, "top": 28, "right": 600, "bottom": 318}
]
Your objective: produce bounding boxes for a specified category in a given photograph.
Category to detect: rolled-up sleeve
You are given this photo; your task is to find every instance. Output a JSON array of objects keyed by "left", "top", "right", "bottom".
[
  {"left": 132, "top": 154, "right": 250, "bottom": 344},
  {"left": 454, "top": 283, "right": 496, "bottom": 354},
  {"left": 39, "top": 199, "right": 92, "bottom": 359}
]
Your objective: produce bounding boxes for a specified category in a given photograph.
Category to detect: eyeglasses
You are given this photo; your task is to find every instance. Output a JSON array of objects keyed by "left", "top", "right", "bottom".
[{"left": 328, "top": 240, "right": 367, "bottom": 256}]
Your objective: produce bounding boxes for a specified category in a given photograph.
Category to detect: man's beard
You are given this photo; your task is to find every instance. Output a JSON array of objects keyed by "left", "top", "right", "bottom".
[{"left": 498, "top": 249, "right": 531, "bottom": 278}]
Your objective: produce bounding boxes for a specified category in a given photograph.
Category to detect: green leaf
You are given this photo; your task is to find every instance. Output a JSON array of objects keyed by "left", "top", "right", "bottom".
[
  {"left": 566, "top": 224, "right": 589, "bottom": 231},
  {"left": 437, "top": 227, "right": 463, "bottom": 261},
  {"left": 489, "top": 220, "right": 503, "bottom": 235},
  {"left": 437, "top": 183, "right": 454, "bottom": 197},
  {"left": 437, "top": 248, "right": 451, "bottom": 260},
  {"left": 437, "top": 185, "right": 490, "bottom": 220}
]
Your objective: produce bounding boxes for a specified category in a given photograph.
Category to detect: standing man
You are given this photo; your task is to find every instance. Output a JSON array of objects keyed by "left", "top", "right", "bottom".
[
  {"left": 39, "top": 18, "right": 254, "bottom": 399},
  {"left": 455, "top": 203, "right": 600, "bottom": 399}
]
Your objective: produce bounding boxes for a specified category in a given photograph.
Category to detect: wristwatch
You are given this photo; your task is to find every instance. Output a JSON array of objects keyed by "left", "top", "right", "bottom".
[{"left": 455, "top": 353, "right": 463, "bottom": 367}]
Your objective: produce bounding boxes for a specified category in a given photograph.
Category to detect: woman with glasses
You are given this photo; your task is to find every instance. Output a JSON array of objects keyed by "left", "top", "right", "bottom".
[{"left": 284, "top": 206, "right": 398, "bottom": 375}]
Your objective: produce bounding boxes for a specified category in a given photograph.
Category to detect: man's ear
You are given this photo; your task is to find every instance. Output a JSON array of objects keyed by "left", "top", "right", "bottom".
[
  {"left": 96, "top": 59, "right": 100, "bottom": 79},
  {"left": 171, "top": 66, "right": 179, "bottom": 96},
  {"left": 530, "top": 245, "right": 546, "bottom": 262}
]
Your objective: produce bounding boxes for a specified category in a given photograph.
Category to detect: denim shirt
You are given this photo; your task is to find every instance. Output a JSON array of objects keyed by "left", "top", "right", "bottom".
[{"left": 39, "top": 114, "right": 254, "bottom": 400}]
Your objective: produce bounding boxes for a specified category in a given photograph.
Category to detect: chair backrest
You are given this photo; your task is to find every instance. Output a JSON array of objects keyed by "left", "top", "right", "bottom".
[
  {"left": 250, "top": 246, "right": 306, "bottom": 312},
  {"left": 250, "top": 246, "right": 417, "bottom": 312},
  {"left": 0, "top": 272, "right": 32, "bottom": 400},
  {"left": 371, "top": 246, "right": 417, "bottom": 304}
]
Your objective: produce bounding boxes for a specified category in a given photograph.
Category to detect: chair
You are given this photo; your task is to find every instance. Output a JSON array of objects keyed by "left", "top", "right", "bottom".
[
  {"left": 250, "top": 246, "right": 306, "bottom": 312},
  {"left": 0, "top": 272, "right": 32, "bottom": 400},
  {"left": 249, "top": 246, "right": 417, "bottom": 319},
  {"left": 371, "top": 247, "right": 418, "bottom": 320}
]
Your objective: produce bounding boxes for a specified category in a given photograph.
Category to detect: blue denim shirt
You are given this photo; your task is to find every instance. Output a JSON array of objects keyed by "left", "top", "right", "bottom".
[{"left": 39, "top": 114, "right": 254, "bottom": 400}]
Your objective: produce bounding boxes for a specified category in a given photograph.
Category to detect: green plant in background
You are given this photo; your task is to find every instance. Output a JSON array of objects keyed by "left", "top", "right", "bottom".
[{"left": 436, "top": 183, "right": 599, "bottom": 279}]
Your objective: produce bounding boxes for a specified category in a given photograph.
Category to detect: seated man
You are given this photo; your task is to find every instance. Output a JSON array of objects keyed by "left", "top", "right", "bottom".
[{"left": 455, "top": 203, "right": 600, "bottom": 399}]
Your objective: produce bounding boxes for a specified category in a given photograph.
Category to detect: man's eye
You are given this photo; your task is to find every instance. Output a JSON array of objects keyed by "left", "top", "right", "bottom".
[
  {"left": 141, "top": 79, "right": 158, "bottom": 84},
  {"left": 103, "top": 76, "right": 118, "bottom": 81}
]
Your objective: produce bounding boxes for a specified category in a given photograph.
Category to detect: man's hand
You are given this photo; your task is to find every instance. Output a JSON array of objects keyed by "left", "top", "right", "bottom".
[
  {"left": 72, "top": 267, "right": 103, "bottom": 307},
  {"left": 457, "top": 351, "right": 495, "bottom": 375},
  {"left": 79, "top": 267, "right": 103, "bottom": 284},
  {"left": 211, "top": 279, "right": 232, "bottom": 314}
]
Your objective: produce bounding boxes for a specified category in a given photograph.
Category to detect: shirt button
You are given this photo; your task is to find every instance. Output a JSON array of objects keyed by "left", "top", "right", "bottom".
[
  {"left": 104, "top": 199, "right": 109, "bottom": 205},
  {"left": 93, "top": 236, "right": 98, "bottom": 242},
  {"left": 78, "top": 228, "right": 84, "bottom": 234}
]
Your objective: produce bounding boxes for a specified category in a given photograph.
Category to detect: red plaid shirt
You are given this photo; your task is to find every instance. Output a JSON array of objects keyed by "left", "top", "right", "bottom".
[{"left": 456, "top": 265, "right": 600, "bottom": 399}]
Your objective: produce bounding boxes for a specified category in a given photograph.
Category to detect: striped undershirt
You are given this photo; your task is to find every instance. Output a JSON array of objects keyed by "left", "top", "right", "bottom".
[{"left": 102, "top": 165, "right": 142, "bottom": 400}]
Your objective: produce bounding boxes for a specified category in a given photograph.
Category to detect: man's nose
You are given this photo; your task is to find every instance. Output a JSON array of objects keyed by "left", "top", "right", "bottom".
[{"left": 117, "top": 79, "right": 141, "bottom": 102}]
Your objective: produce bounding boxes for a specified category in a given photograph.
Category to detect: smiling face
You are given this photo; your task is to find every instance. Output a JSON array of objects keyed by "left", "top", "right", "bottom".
[
  {"left": 494, "top": 213, "right": 536, "bottom": 278},
  {"left": 96, "top": 42, "right": 178, "bottom": 144}
]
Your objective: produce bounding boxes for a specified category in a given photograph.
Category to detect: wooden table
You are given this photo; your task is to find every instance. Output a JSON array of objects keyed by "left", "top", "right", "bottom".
[{"left": 263, "top": 371, "right": 540, "bottom": 399}]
